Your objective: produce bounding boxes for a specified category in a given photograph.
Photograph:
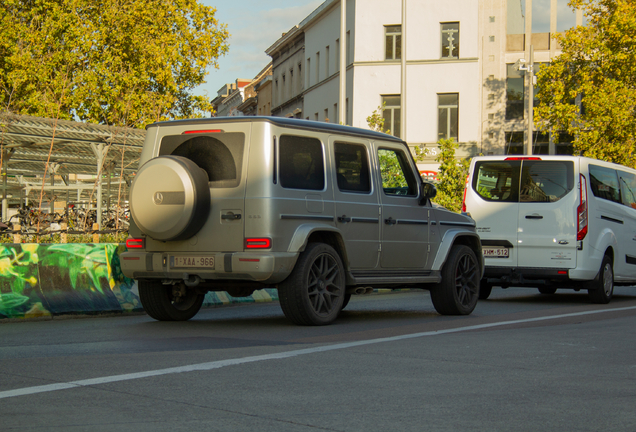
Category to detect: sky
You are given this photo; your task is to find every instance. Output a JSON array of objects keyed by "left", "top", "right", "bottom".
[{"left": 197, "top": 0, "right": 324, "bottom": 99}]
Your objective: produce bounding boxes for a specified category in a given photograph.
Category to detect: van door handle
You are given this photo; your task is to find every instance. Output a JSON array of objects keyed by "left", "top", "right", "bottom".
[
  {"left": 337, "top": 215, "right": 351, "bottom": 223},
  {"left": 222, "top": 213, "right": 242, "bottom": 220},
  {"left": 525, "top": 214, "right": 543, "bottom": 219},
  {"left": 384, "top": 217, "right": 397, "bottom": 225}
]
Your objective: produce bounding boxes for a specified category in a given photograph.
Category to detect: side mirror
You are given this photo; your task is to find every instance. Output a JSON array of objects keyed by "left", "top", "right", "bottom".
[{"left": 419, "top": 182, "right": 437, "bottom": 205}]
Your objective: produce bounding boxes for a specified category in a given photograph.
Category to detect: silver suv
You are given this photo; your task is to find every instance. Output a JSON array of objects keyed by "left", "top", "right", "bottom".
[{"left": 121, "top": 117, "right": 483, "bottom": 325}]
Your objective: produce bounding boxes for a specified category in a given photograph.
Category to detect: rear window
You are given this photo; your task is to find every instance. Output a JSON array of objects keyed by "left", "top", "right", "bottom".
[
  {"left": 589, "top": 164, "right": 621, "bottom": 203},
  {"left": 159, "top": 132, "right": 245, "bottom": 188},
  {"left": 279, "top": 135, "right": 325, "bottom": 190},
  {"left": 473, "top": 160, "right": 574, "bottom": 203},
  {"left": 520, "top": 160, "right": 574, "bottom": 202},
  {"left": 473, "top": 161, "right": 520, "bottom": 203},
  {"left": 334, "top": 142, "right": 371, "bottom": 193}
]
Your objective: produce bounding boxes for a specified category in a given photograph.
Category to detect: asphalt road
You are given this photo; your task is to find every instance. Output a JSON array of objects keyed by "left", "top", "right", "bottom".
[{"left": 1, "top": 286, "right": 636, "bottom": 431}]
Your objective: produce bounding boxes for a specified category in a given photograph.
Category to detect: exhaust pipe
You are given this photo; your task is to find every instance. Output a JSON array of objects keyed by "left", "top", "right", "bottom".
[{"left": 354, "top": 287, "right": 374, "bottom": 295}]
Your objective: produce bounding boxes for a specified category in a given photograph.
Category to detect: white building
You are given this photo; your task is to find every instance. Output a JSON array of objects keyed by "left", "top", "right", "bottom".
[{"left": 269, "top": 0, "right": 583, "bottom": 170}]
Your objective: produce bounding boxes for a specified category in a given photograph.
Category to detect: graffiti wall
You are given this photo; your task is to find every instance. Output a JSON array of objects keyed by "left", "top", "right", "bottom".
[{"left": 0, "top": 243, "right": 278, "bottom": 320}]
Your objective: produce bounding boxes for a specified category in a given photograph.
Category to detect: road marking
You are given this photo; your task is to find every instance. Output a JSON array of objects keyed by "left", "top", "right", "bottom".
[{"left": 2, "top": 305, "right": 636, "bottom": 400}]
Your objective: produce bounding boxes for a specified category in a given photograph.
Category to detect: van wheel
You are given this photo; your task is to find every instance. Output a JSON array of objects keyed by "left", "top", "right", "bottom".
[
  {"left": 538, "top": 286, "right": 558, "bottom": 295},
  {"left": 588, "top": 255, "right": 614, "bottom": 304},
  {"left": 138, "top": 281, "right": 204, "bottom": 321},
  {"left": 479, "top": 280, "right": 493, "bottom": 300},
  {"left": 431, "top": 245, "right": 480, "bottom": 315},
  {"left": 278, "top": 243, "right": 345, "bottom": 325}
]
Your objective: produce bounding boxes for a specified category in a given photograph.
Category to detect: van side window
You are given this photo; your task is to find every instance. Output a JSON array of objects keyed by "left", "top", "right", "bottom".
[
  {"left": 280, "top": 135, "right": 325, "bottom": 190},
  {"left": 473, "top": 161, "right": 520, "bottom": 202},
  {"left": 334, "top": 142, "right": 371, "bottom": 193},
  {"left": 520, "top": 161, "right": 574, "bottom": 202},
  {"left": 378, "top": 148, "right": 417, "bottom": 196},
  {"left": 619, "top": 171, "right": 636, "bottom": 209},
  {"left": 160, "top": 132, "right": 245, "bottom": 188},
  {"left": 589, "top": 164, "right": 621, "bottom": 203}
]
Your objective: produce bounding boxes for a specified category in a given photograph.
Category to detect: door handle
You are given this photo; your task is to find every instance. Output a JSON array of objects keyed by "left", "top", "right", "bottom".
[
  {"left": 221, "top": 213, "right": 242, "bottom": 220},
  {"left": 525, "top": 214, "right": 543, "bottom": 219},
  {"left": 384, "top": 217, "right": 397, "bottom": 225},
  {"left": 337, "top": 215, "right": 351, "bottom": 223}
]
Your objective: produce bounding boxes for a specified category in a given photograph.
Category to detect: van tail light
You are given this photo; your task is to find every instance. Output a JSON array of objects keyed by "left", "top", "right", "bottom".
[
  {"left": 461, "top": 175, "right": 469, "bottom": 212},
  {"left": 577, "top": 174, "right": 588, "bottom": 241},
  {"left": 245, "top": 238, "right": 272, "bottom": 249},
  {"left": 126, "top": 238, "right": 145, "bottom": 249}
]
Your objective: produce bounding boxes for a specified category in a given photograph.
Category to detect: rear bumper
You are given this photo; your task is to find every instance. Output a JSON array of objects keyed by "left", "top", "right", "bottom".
[
  {"left": 120, "top": 250, "right": 299, "bottom": 285},
  {"left": 483, "top": 266, "right": 596, "bottom": 287}
]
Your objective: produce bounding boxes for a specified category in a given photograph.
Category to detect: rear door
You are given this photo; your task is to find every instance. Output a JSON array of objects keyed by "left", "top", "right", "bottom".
[
  {"left": 151, "top": 123, "right": 249, "bottom": 252},
  {"left": 516, "top": 159, "right": 577, "bottom": 269},
  {"left": 469, "top": 159, "right": 521, "bottom": 267},
  {"left": 331, "top": 139, "right": 380, "bottom": 269}
]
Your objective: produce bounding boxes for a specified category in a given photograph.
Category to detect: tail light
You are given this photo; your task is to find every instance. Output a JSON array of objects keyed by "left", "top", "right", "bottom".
[
  {"left": 577, "top": 174, "right": 588, "bottom": 241},
  {"left": 126, "top": 238, "right": 145, "bottom": 249},
  {"left": 245, "top": 238, "right": 272, "bottom": 249},
  {"left": 461, "top": 175, "right": 469, "bottom": 212}
]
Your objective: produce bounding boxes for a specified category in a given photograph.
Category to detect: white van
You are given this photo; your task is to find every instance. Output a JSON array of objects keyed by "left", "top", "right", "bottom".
[{"left": 464, "top": 155, "right": 636, "bottom": 303}]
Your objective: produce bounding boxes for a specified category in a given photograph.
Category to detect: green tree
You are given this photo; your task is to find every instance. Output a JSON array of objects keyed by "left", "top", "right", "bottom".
[
  {"left": 366, "top": 102, "right": 390, "bottom": 134},
  {"left": 535, "top": 0, "right": 636, "bottom": 167},
  {"left": 432, "top": 138, "right": 469, "bottom": 213},
  {"left": 0, "top": 0, "right": 229, "bottom": 127}
]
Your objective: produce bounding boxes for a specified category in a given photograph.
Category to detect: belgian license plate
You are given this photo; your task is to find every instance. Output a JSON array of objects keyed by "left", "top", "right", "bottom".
[
  {"left": 171, "top": 256, "right": 215, "bottom": 268},
  {"left": 482, "top": 247, "right": 509, "bottom": 258}
]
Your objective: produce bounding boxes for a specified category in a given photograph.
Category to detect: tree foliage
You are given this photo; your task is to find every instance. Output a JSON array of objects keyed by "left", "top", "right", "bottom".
[
  {"left": 366, "top": 102, "right": 390, "bottom": 134},
  {"left": 431, "top": 138, "right": 469, "bottom": 213},
  {"left": 535, "top": 0, "right": 636, "bottom": 167},
  {"left": 0, "top": 0, "right": 229, "bottom": 127}
]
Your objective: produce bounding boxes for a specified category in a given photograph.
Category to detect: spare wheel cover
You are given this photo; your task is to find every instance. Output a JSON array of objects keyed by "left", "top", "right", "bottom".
[{"left": 130, "top": 155, "right": 210, "bottom": 241}]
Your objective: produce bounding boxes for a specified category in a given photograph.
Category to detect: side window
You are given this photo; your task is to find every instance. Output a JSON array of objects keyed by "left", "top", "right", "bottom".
[
  {"left": 279, "top": 135, "right": 325, "bottom": 190},
  {"left": 160, "top": 132, "right": 245, "bottom": 189},
  {"left": 619, "top": 170, "right": 636, "bottom": 209},
  {"left": 473, "top": 161, "right": 520, "bottom": 202},
  {"left": 519, "top": 161, "right": 574, "bottom": 202},
  {"left": 334, "top": 142, "right": 371, "bottom": 193},
  {"left": 378, "top": 148, "right": 417, "bottom": 196},
  {"left": 589, "top": 164, "right": 621, "bottom": 203}
]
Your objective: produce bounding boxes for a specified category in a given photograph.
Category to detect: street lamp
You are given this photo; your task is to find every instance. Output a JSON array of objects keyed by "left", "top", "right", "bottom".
[{"left": 515, "top": 45, "right": 535, "bottom": 155}]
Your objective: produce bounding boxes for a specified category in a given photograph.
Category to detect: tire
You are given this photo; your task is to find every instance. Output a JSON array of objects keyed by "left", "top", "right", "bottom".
[
  {"left": 278, "top": 243, "right": 346, "bottom": 326},
  {"left": 538, "top": 286, "right": 558, "bottom": 295},
  {"left": 588, "top": 255, "right": 614, "bottom": 304},
  {"left": 430, "top": 245, "right": 480, "bottom": 315},
  {"left": 341, "top": 293, "right": 352, "bottom": 311},
  {"left": 138, "top": 280, "right": 204, "bottom": 321},
  {"left": 479, "top": 280, "right": 493, "bottom": 300},
  {"left": 130, "top": 155, "right": 210, "bottom": 241}
]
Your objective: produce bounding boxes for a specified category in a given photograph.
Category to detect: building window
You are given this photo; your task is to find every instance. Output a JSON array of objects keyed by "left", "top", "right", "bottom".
[
  {"left": 382, "top": 95, "right": 401, "bottom": 137},
  {"left": 324, "top": 108, "right": 329, "bottom": 122},
  {"left": 316, "top": 52, "right": 320, "bottom": 83},
  {"left": 441, "top": 22, "right": 459, "bottom": 59},
  {"left": 489, "top": 16, "right": 496, "bottom": 23},
  {"left": 325, "top": 46, "right": 330, "bottom": 77},
  {"left": 506, "top": 64, "right": 524, "bottom": 120},
  {"left": 336, "top": 38, "right": 340, "bottom": 69},
  {"left": 438, "top": 93, "right": 458, "bottom": 141},
  {"left": 334, "top": 103, "right": 338, "bottom": 122},
  {"left": 489, "top": 35, "right": 495, "bottom": 42},
  {"left": 306, "top": 58, "right": 311, "bottom": 86},
  {"left": 385, "top": 25, "right": 401, "bottom": 60}
]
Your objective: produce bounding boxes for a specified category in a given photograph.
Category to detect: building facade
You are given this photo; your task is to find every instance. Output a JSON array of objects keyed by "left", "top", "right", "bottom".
[{"left": 268, "top": 0, "right": 582, "bottom": 169}]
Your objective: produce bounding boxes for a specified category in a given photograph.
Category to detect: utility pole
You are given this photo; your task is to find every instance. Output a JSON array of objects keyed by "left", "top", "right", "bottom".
[{"left": 339, "top": 0, "right": 347, "bottom": 125}]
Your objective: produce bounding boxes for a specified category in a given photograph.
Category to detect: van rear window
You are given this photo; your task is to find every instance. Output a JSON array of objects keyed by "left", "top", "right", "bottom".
[
  {"left": 279, "top": 135, "right": 325, "bottom": 190},
  {"left": 473, "top": 160, "right": 574, "bottom": 203},
  {"left": 473, "top": 161, "right": 520, "bottom": 203},
  {"left": 520, "top": 160, "right": 574, "bottom": 202}
]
